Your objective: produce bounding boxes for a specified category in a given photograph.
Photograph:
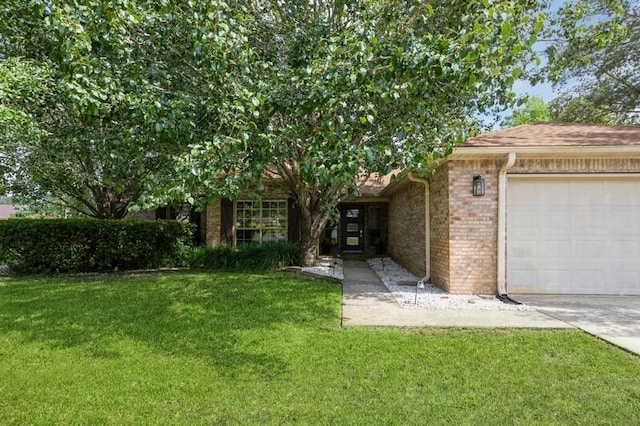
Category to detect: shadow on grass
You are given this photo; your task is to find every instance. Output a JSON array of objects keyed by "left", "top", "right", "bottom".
[{"left": 0, "top": 272, "right": 341, "bottom": 376}]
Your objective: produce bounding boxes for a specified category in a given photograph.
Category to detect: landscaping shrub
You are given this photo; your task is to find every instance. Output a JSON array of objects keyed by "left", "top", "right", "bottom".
[
  {"left": 189, "top": 241, "right": 299, "bottom": 272},
  {"left": 189, "top": 244, "right": 237, "bottom": 271},
  {"left": 0, "top": 219, "right": 194, "bottom": 274}
]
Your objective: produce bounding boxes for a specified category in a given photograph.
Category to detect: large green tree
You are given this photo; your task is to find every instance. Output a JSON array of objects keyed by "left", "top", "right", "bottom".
[
  {"left": 548, "top": 93, "right": 614, "bottom": 124},
  {"left": 3, "top": 1, "right": 546, "bottom": 264},
  {"left": 0, "top": 59, "right": 48, "bottom": 197},
  {"left": 502, "top": 95, "right": 551, "bottom": 127},
  {"left": 543, "top": 0, "right": 639, "bottom": 124},
  {"left": 175, "top": 0, "right": 545, "bottom": 265},
  {"left": 0, "top": 1, "right": 248, "bottom": 218}
]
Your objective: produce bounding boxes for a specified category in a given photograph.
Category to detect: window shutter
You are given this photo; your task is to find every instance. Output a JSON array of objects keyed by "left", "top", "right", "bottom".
[
  {"left": 287, "top": 197, "right": 300, "bottom": 243},
  {"left": 220, "top": 198, "right": 234, "bottom": 244}
]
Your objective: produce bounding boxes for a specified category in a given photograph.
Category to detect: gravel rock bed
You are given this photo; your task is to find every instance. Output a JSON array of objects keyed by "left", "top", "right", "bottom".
[
  {"left": 367, "top": 257, "right": 533, "bottom": 311},
  {"left": 301, "top": 257, "right": 344, "bottom": 280}
]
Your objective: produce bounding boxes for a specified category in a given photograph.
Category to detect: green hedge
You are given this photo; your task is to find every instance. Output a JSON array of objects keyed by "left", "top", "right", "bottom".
[
  {"left": 0, "top": 219, "right": 194, "bottom": 274},
  {"left": 189, "top": 241, "right": 299, "bottom": 272}
]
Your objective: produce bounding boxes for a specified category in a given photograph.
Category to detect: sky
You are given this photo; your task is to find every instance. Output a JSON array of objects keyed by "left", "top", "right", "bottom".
[{"left": 513, "top": 74, "right": 556, "bottom": 103}]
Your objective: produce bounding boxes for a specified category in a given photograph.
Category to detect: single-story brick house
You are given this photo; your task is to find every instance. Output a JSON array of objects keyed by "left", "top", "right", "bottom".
[{"left": 197, "top": 122, "right": 640, "bottom": 296}]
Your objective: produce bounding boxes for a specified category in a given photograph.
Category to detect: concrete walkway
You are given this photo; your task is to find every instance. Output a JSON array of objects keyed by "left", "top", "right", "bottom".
[{"left": 341, "top": 260, "right": 573, "bottom": 329}]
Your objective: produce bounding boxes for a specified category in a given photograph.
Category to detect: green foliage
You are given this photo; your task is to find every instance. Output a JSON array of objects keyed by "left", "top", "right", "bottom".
[
  {"left": 549, "top": 93, "right": 614, "bottom": 124},
  {"left": 189, "top": 241, "right": 300, "bottom": 272},
  {"left": 189, "top": 244, "right": 237, "bottom": 271},
  {"left": 2, "top": 0, "right": 546, "bottom": 263},
  {"left": 502, "top": 95, "right": 551, "bottom": 127},
  {"left": 0, "top": 1, "right": 249, "bottom": 217},
  {"left": 0, "top": 219, "right": 193, "bottom": 274},
  {"left": 6, "top": 194, "right": 85, "bottom": 219},
  {"left": 0, "top": 59, "right": 50, "bottom": 197},
  {"left": 171, "top": 0, "right": 546, "bottom": 264},
  {"left": 8, "top": 203, "right": 67, "bottom": 219},
  {"left": 542, "top": 0, "right": 640, "bottom": 124}
]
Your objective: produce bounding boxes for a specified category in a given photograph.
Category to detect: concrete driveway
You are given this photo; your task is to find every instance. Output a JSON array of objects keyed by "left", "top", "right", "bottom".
[{"left": 514, "top": 295, "right": 640, "bottom": 356}]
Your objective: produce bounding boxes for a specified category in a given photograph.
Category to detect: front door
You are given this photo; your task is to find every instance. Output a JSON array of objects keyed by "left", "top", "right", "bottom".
[{"left": 341, "top": 205, "right": 364, "bottom": 252}]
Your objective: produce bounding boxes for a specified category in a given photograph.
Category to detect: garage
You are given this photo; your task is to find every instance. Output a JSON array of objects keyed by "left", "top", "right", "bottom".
[{"left": 506, "top": 175, "right": 640, "bottom": 295}]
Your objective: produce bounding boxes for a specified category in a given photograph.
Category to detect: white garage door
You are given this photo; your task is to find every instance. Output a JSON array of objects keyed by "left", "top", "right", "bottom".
[{"left": 507, "top": 175, "right": 640, "bottom": 295}]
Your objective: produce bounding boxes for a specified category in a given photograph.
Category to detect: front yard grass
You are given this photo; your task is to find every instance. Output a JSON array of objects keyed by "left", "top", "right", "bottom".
[{"left": 1, "top": 272, "right": 639, "bottom": 425}]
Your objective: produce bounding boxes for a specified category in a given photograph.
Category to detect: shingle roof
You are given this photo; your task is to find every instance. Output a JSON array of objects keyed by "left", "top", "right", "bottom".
[
  {"left": 464, "top": 122, "right": 640, "bottom": 148},
  {"left": 357, "top": 172, "right": 396, "bottom": 196}
]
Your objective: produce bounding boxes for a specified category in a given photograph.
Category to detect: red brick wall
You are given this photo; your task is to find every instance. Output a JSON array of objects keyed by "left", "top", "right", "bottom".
[
  {"left": 446, "top": 160, "right": 501, "bottom": 294},
  {"left": 203, "top": 200, "right": 222, "bottom": 247},
  {"left": 387, "top": 181, "right": 426, "bottom": 277},
  {"left": 429, "top": 164, "right": 451, "bottom": 291},
  {"left": 439, "top": 156, "right": 640, "bottom": 294}
]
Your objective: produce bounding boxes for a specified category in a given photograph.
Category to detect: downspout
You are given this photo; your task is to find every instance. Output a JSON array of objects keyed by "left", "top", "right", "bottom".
[
  {"left": 497, "top": 153, "right": 516, "bottom": 297},
  {"left": 408, "top": 173, "right": 430, "bottom": 283}
]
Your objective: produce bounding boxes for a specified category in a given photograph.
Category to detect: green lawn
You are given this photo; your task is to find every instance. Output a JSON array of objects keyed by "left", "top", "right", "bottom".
[{"left": 1, "top": 272, "right": 639, "bottom": 425}]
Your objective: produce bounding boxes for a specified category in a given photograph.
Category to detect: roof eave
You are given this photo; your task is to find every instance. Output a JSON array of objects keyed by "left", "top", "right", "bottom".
[{"left": 450, "top": 145, "right": 640, "bottom": 160}]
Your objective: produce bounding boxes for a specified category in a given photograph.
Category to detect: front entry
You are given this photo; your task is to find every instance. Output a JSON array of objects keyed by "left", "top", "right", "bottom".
[{"left": 341, "top": 205, "right": 364, "bottom": 252}]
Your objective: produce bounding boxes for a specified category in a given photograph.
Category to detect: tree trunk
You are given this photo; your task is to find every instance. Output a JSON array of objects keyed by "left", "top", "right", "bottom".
[{"left": 297, "top": 192, "right": 329, "bottom": 267}]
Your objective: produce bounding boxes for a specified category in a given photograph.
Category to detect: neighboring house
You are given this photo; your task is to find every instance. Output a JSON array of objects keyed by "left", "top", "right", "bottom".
[
  {"left": 0, "top": 204, "right": 18, "bottom": 220},
  {"left": 200, "top": 123, "right": 640, "bottom": 296}
]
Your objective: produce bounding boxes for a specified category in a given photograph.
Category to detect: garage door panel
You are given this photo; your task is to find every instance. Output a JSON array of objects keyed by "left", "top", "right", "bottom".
[
  {"left": 572, "top": 211, "right": 604, "bottom": 229},
  {"left": 508, "top": 181, "right": 538, "bottom": 205},
  {"left": 572, "top": 270, "right": 604, "bottom": 290},
  {"left": 509, "top": 207, "right": 538, "bottom": 229},
  {"left": 601, "top": 204, "right": 638, "bottom": 221},
  {"left": 608, "top": 241, "right": 640, "bottom": 258},
  {"left": 508, "top": 269, "right": 536, "bottom": 289},
  {"left": 571, "top": 181, "right": 604, "bottom": 206},
  {"left": 605, "top": 181, "right": 640, "bottom": 205},
  {"left": 573, "top": 240, "right": 606, "bottom": 258},
  {"left": 545, "top": 209, "right": 573, "bottom": 229},
  {"left": 538, "top": 270, "right": 572, "bottom": 290},
  {"left": 539, "top": 182, "right": 570, "bottom": 206},
  {"left": 608, "top": 271, "right": 639, "bottom": 288},
  {"left": 509, "top": 240, "right": 537, "bottom": 259},
  {"left": 540, "top": 240, "right": 571, "bottom": 258},
  {"left": 612, "top": 216, "right": 640, "bottom": 233},
  {"left": 507, "top": 176, "right": 640, "bottom": 295}
]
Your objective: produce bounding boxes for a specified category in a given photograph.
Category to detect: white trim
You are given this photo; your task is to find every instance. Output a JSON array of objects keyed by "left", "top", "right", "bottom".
[
  {"left": 497, "top": 153, "right": 516, "bottom": 295},
  {"left": 452, "top": 145, "right": 640, "bottom": 157},
  {"left": 507, "top": 173, "right": 640, "bottom": 179},
  {"left": 408, "top": 173, "right": 430, "bottom": 282}
]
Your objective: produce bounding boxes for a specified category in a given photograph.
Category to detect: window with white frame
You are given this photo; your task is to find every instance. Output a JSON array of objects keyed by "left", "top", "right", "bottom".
[{"left": 235, "top": 200, "right": 288, "bottom": 246}]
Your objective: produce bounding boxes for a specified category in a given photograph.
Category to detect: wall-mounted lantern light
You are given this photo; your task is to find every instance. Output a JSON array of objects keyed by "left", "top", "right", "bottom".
[{"left": 473, "top": 175, "right": 485, "bottom": 196}]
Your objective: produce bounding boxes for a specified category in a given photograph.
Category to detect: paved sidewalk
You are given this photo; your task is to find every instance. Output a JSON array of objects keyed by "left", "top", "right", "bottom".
[{"left": 341, "top": 260, "right": 573, "bottom": 329}]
